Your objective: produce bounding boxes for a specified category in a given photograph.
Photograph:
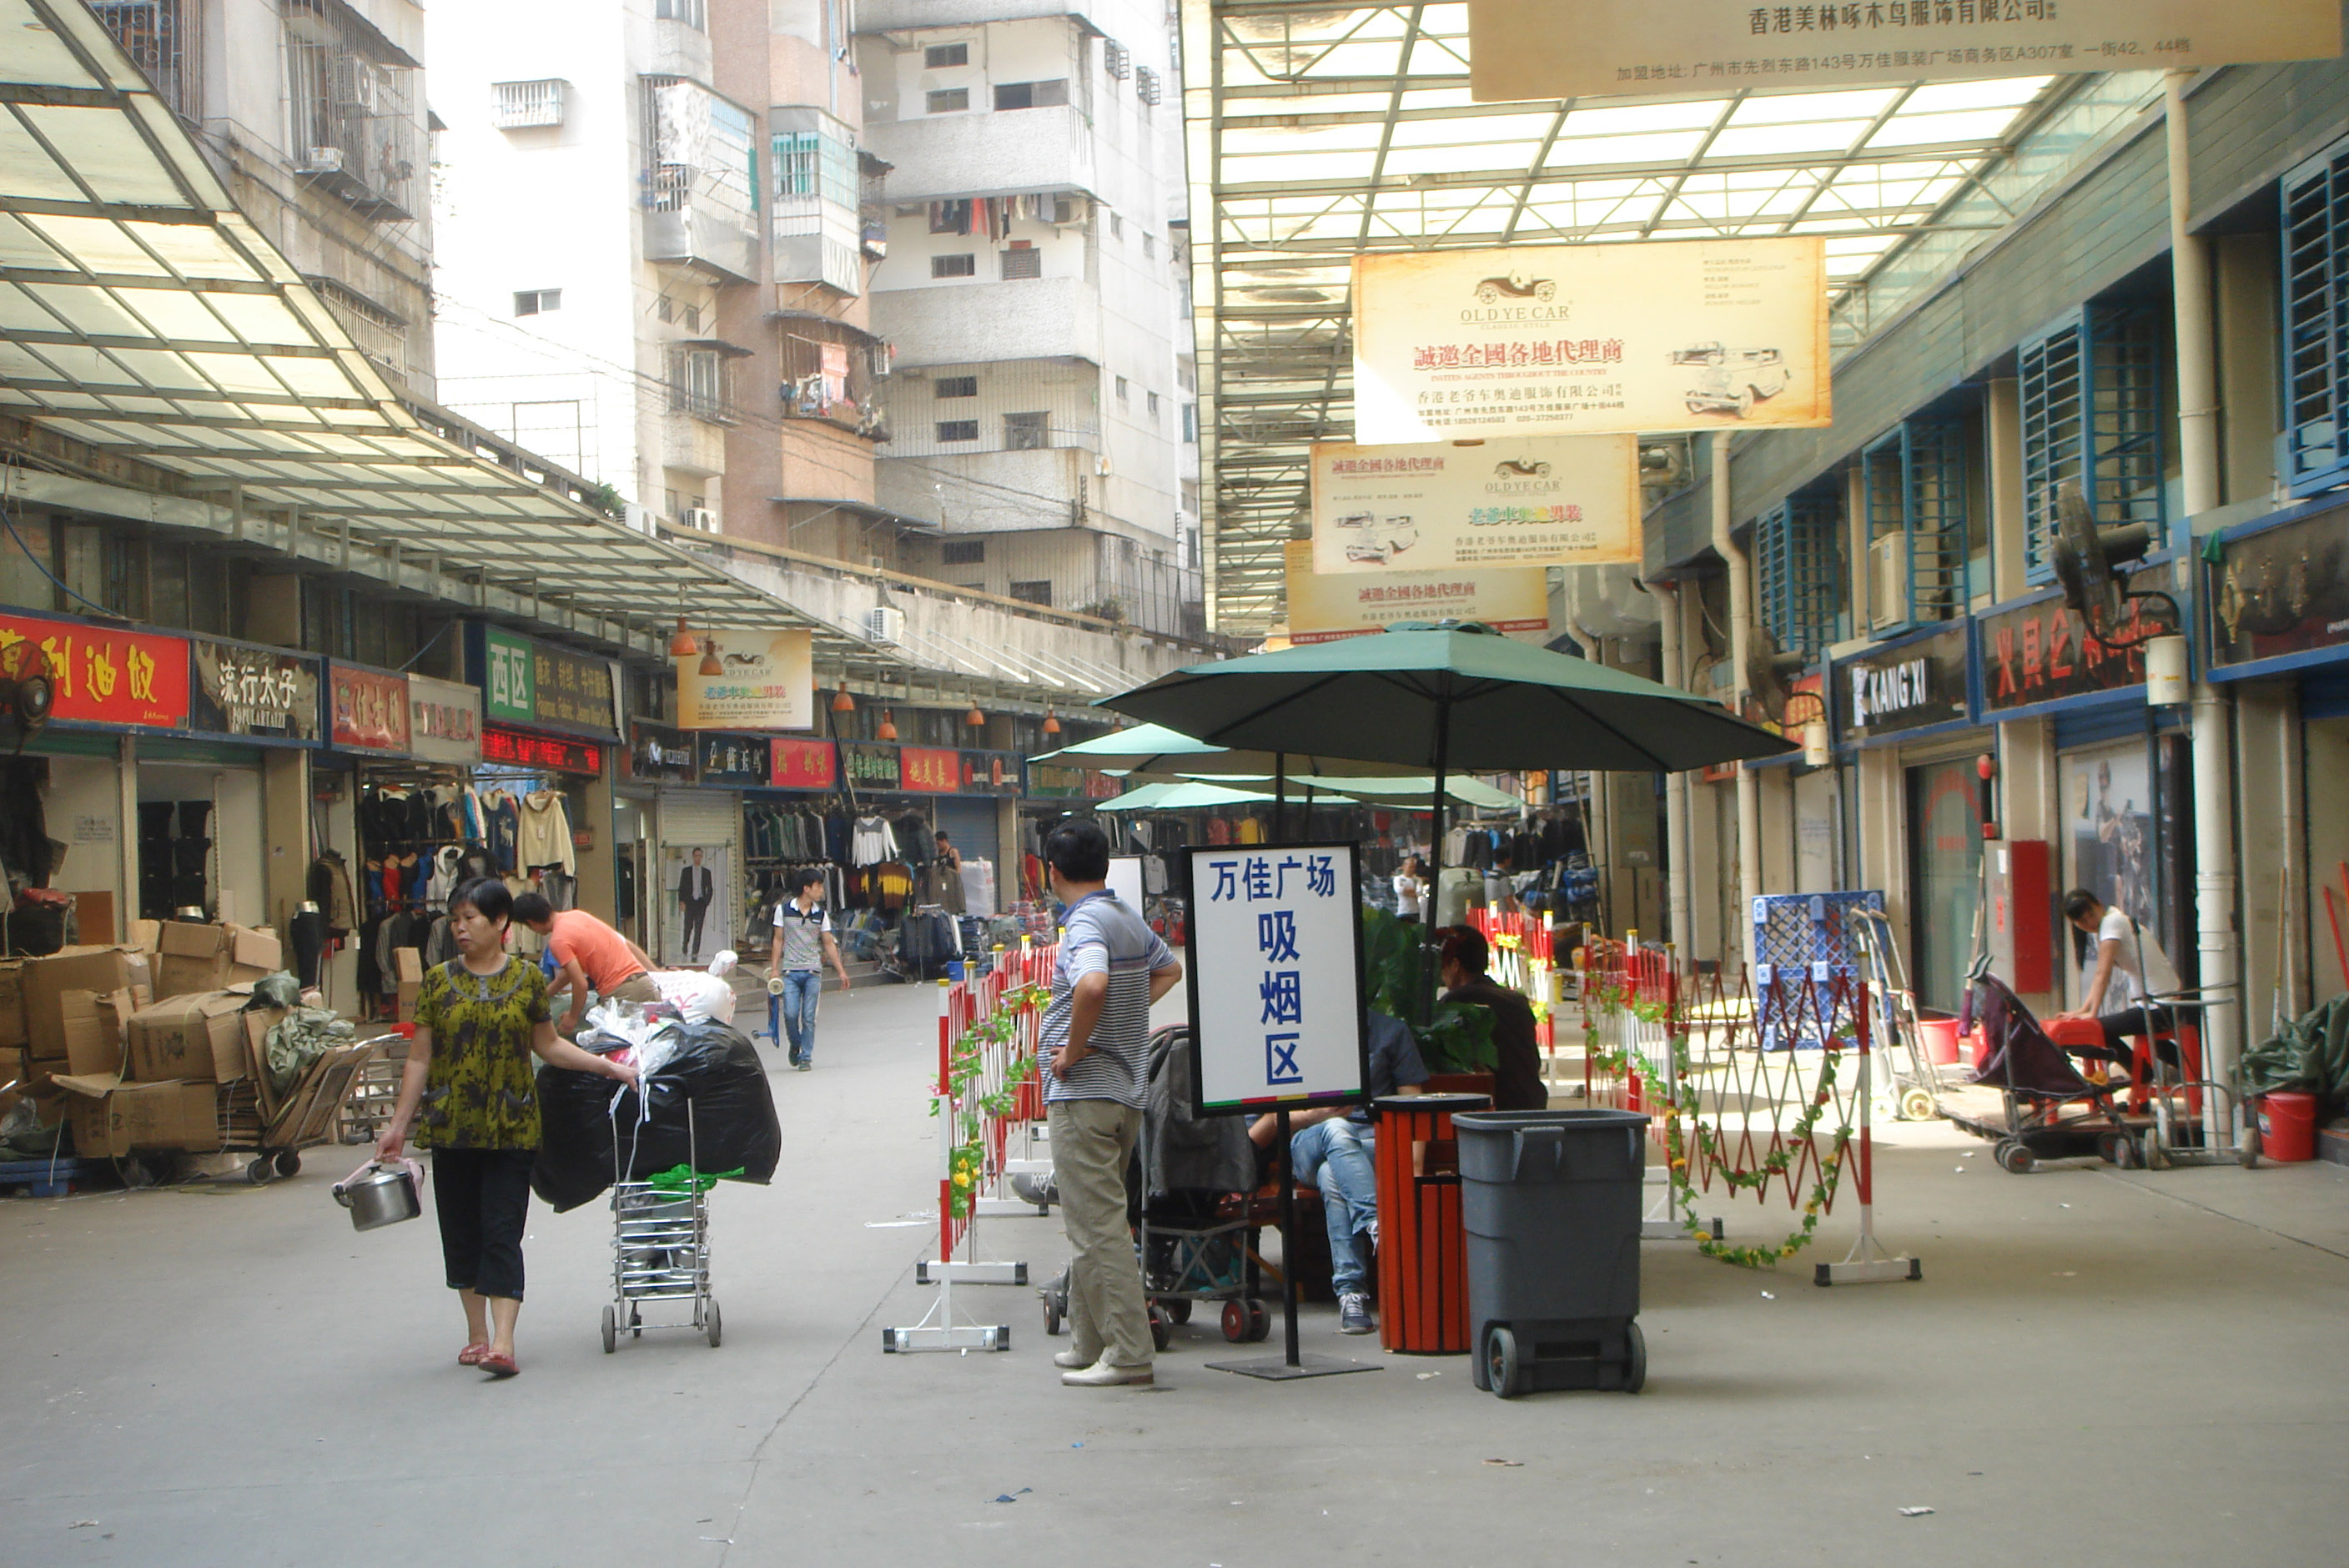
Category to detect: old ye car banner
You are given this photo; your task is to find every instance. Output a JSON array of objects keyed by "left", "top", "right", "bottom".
[
  {"left": 1352, "top": 239, "right": 1830, "bottom": 443},
  {"left": 1284, "top": 540, "right": 1552, "bottom": 636},
  {"left": 1468, "top": 0, "right": 2341, "bottom": 102},
  {"left": 1308, "top": 435, "right": 1640, "bottom": 574},
  {"left": 672, "top": 628, "right": 813, "bottom": 731}
]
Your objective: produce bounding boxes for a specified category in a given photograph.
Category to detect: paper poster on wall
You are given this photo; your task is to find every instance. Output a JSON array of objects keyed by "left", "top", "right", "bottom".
[
  {"left": 661, "top": 844, "right": 732, "bottom": 968},
  {"left": 1307, "top": 437, "right": 1638, "bottom": 575},
  {"left": 673, "top": 628, "right": 813, "bottom": 731},
  {"left": 1184, "top": 842, "right": 1369, "bottom": 1117},
  {"left": 1353, "top": 239, "right": 1830, "bottom": 444},
  {"left": 1468, "top": 0, "right": 2342, "bottom": 103}
]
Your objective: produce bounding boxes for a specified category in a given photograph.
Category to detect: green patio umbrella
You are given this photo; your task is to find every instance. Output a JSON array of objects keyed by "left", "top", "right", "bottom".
[
  {"left": 1094, "top": 780, "right": 1277, "bottom": 812},
  {"left": 1029, "top": 721, "right": 1421, "bottom": 780}
]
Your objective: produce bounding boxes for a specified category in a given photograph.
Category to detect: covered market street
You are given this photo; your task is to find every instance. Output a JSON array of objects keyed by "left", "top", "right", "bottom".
[{"left": 1, "top": 977, "right": 2343, "bottom": 1566}]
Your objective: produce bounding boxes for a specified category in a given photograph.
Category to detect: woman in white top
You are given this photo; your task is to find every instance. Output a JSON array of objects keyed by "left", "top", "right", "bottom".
[
  {"left": 2056, "top": 887, "right": 2183, "bottom": 1068},
  {"left": 1392, "top": 855, "right": 1426, "bottom": 924}
]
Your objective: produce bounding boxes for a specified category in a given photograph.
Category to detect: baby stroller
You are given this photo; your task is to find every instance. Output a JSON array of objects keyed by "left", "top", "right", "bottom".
[
  {"left": 1964, "top": 967, "right": 2146, "bottom": 1173},
  {"left": 1040, "top": 1025, "right": 1275, "bottom": 1348}
]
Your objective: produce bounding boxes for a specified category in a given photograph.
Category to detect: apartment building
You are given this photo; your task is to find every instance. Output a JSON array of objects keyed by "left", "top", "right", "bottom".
[{"left": 854, "top": 1, "right": 1203, "bottom": 639}]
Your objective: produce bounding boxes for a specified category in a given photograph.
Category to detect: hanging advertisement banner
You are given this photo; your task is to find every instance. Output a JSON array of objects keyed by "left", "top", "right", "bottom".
[
  {"left": 1353, "top": 239, "right": 1830, "bottom": 445},
  {"left": 329, "top": 662, "right": 411, "bottom": 753},
  {"left": 474, "top": 624, "right": 618, "bottom": 738},
  {"left": 672, "top": 627, "right": 814, "bottom": 731},
  {"left": 1468, "top": 0, "right": 2341, "bottom": 103},
  {"left": 770, "top": 736, "right": 838, "bottom": 790},
  {"left": 189, "top": 637, "right": 320, "bottom": 742},
  {"left": 0, "top": 609, "right": 188, "bottom": 729},
  {"left": 407, "top": 676, "right": 482, "bottom": 766},
  {"left": 1286, "top": 540, "right": 1549, "bottom": 640},
  {"left": 1304, "top": 434, "right": 1642, "bottom": 576},
  {"left": 1183, "top": 842, "right": 1370, "bottom": 1116}
]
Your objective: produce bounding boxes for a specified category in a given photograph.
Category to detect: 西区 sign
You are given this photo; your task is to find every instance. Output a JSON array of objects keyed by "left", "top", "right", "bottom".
[
  {"left": 0, "top": 610, "right": 188, "bottom": 730},
  {"left": 1184, "top": 842, "right": 1369, "bottom": 1116},
  {"left": 1306, "top": 439, "right": 1638, "bottom": 575},
  {"left": 1468, "top": 0, "right": 2341, "bottom": 100},
  {"left": 1285, "top": 540, "right": 1549, "bottom": 641},
  {"left": 475, "top": 624, "right": 618, "bottom": 737},
  {"left": 329, "top": 662, "right": 410, "bottom": 753},
  {"left": 406, "top": 675, "right": 481, "bottom": 766},
  {"left": 1352, "top": 239, "right": 1831, "bottom": 444},
  {"left": 672, "top": 627, "right": 813, "bottom": 731},
  {"left": 189, "top": 637, "right": 319, "bottom": 741}
]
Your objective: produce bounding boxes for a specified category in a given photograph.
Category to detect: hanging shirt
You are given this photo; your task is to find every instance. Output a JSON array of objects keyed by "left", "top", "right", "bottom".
[{"left": 516, "top": 792, "right": 576, "bottom": 875}]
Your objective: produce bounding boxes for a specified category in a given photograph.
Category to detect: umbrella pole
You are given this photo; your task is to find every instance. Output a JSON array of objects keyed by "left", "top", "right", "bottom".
[
  {"left": 1426, "top": 715, "right": 1450, "bottom": 1023},
  {"left": 1275, "top": 751, "right": 1288, "bottom": 842}
]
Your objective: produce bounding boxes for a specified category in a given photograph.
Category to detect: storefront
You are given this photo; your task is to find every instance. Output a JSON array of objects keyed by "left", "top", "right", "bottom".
[
  {"left": 468, "top": 622, "right": 621, "bottom": 931},
  {"left": 1022, "top": 762, "right": 1124, "bottom": 906},
  {"left": 621, "top": 719, "right": 697, "bottom": 948},
  {"left": 1833, "top": 621, "right": 1979, "bottom": 1013}
]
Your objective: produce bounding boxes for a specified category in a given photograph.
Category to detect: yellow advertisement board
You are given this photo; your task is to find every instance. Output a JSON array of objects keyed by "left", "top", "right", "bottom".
[
  {"left": 1352, "top": 238, "right": 1830, "bottom": 444},
  {"left": 1285, "top": 541, "right": 1552, "bottom": 642},
  {"left": 672, "top": 627, "right": 813, "bottom": 731},
  {"left": 1309, "top": 435, "right": 1642, "bottom": 575}
]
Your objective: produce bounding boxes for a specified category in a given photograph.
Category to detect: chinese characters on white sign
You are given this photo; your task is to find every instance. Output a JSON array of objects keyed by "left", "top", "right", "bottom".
[
  {"left": 1309, "top": 436, "right": 1640, "bottom": 574},
  {"left": 1185, "top": 844, "right": 1368, "bottom": 1114}
]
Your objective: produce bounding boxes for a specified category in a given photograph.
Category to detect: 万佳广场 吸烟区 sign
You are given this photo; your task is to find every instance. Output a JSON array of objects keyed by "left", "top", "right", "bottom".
[{"left": 1184, "top": 842, "right": 1369, "bottom": 1116}]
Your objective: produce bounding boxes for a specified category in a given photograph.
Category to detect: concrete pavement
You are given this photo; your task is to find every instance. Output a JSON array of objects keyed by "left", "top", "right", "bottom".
[{"left": 3, "top": 976, "right": 2345, "bottom": 1567}]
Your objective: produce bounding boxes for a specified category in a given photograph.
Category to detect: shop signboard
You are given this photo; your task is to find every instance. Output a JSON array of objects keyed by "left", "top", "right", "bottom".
[
  {"left": 959, "top": 749, "right": 1022, "bottom": 796},
  {"left": 0, "top": 608, "right": 188, "bottom": 729},
  {"left": 672, "top": 627, "right": 814, "bottom": 731},
  {"left": 475, "top": 624, "right": 618, "bottom": 737},
  {"left": 481, "top": 722, "right": 601, "bottom": 775},
  {"left": 1978, "top": 591, "right": 2151, "bottom": 716},
  {"left": 406, "top": 675, "right": 481, "bottom": 766},
  {"left": 328, "top": 662, "right": 410, "bottom": 753},
  {"left": 628, "top": 720, "right": 697, "bottom": 784},
  {"left": 2207, "top": 501, "right": 2349, "bottom": 670},
  {"left": 1027, "top": 761, "right": 1122, "bottom": 801},
  {"left": 1834, "top": 624, "right": 1971, "bottom": 743},
  {"left": 841, "top": 741, "right": 900, "bottom": 792},
  {"left": 1468, "top": 0, "right": 2341, "bottom": 102},
  {"left": 1285, "top": 542, "right": 1554, "bottom": 633},
  {"left": 771, "top": 736, "right": 837, "bottom": 790},
  {"left": 697, "top": 732, "right": 772, "bottom": 787},
  {"left": 1352, "top": 238, "right": 1830, "bottom": 444},
  {"left": 189, "top": 637, "right": 320, "bottom": 742},
  {"left": 898, "top": 746, "right": 960, "bottom": 793},
  {"left": 1183, "top": 842, "right": 1370, "bottom": 1116}
]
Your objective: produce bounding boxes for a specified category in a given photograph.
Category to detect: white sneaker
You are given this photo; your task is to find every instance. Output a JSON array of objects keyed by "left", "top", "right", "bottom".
[
  {"left": 1061, "top": 1359, "right": 1153, "bottom": 1387},
  {"left": 1052, "top": 1349, "right": 1091, "bottom": 1369}
]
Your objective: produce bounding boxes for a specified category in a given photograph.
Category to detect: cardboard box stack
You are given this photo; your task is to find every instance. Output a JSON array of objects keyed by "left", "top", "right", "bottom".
[
  {"left": 153, "top": 920, "right": 282, "bottom": 1000},
  {"left": 395, "top": 947, "right": 423, "bottom": 1023}
]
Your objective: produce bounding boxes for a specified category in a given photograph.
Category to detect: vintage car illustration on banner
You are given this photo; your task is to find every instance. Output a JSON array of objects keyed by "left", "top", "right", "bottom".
[{"left": 1672, "top": 342, "right": 1791, "bottom": 417}]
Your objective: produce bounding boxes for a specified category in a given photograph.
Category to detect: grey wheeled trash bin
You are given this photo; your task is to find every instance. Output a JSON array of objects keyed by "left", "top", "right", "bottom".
[{"left": 1455, "top": 1109, "right": 1649, "bottom": 1397}]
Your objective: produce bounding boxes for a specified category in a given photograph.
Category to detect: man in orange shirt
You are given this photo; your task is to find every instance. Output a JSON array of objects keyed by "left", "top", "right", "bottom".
[{"left": 512, "top": 892, "right": 660, "bottom": 1038}]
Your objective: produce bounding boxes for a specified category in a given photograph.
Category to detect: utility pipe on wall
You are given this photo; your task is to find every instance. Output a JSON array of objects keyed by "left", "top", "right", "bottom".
[
  {"left": 2165, "top": 70, "right": 2240, "bottom": 1143},
  {"left": 1565, "top": 618, "right": 1614, "bottom": 933},
  {"left": 1653, "top": 580, "right": 1695, "bottom": 957},
  {"left": 1713, "top": 431, "right": 1761, "bottom": 969}
]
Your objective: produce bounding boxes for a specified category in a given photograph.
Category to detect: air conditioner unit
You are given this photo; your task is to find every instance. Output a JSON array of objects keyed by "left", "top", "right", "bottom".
[
  {"left": 1869, "top": 533, "right": 1909, "bottom": 631},
  {"left": 623, "top": 502, "right": 657, "bottom": 534},
  {"left": 299, "top": 146, "right": 345, "bottom": 174},
  {"left": 863, "top": 606, "right": 905, "bottom": 646},
  {"left": 680, "top": 507, "right": 717, "bottom": 532}
]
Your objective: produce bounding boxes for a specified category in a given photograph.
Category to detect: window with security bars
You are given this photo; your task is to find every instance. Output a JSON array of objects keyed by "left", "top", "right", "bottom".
[
  {"left": 924, "top": 43, "right": 968, "bottom": 69},
  {"left": 93, "top": 2, "right": 194, "bottom": 118},
  {"left": 1000, "top": 247, "right": 1041, "bottom": 280},
  {"left": 936, "top": 375, "right": 978, "bottom": 399},
  {"left": 667, "top": 348, "right": 727, "bottom": 422},
  {"left": 1004, "top": 411, "right": 1049, "bottom": 450},
  {"left": 2019, "top": 305, "right": 2165, "bottom": 583},
  {"left": 1104, "top": 40, "right": 1131, "bottom": 80},
  {"left": 2285, "top": 138, "right": 2349, "bottom": 495},
  {"left": 1755, "top": 490, "right": 1841, "bottom": 660},
  {"left": 493, "top": 79, "right": 565, "bottom": 129},
  {"left": 1862, "top": 416, "right": 1969, "bottom": 634},
  {"left": 937, "top": 420, "right": 978, "bottom": 442},
  {"left": 655, "top": 0, "right": 706, "bottom": 30},
  {"left": 942, "top": 540, "right": 985, "bottom": 565},
  {"left": 1136, "top": 66, "right": 1160, "bottom": 107}
]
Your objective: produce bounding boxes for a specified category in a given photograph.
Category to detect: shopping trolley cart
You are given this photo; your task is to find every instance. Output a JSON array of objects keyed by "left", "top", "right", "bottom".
[{"left": 601, "top": 1103, "right": 722, "bottom": 1352}]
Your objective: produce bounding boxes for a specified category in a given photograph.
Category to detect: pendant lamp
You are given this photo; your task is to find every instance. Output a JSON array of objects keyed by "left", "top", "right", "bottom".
[
  {"left": 832, "top": 679, "right": 855, "bottom": 713},
  {"left": 877, "top": 707, "right": 898, "bottom": 741},
  {"left": 668, "top": 615, "right": 700, "bottom": 657}
]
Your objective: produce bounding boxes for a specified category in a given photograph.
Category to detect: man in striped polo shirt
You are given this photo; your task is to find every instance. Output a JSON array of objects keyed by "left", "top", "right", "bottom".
[{"left": 1039, "top": 818, "right": 1183, "bottom": 1388}]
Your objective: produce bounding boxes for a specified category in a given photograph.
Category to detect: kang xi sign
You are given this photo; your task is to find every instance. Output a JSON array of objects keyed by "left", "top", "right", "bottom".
[{"left": 1835, "top": 624, "right": 1970, "bottom": 742}]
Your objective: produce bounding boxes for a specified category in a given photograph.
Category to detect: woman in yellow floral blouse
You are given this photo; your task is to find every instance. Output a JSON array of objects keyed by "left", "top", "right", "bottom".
[{"left": 380, "top": 877, "right": 637, "bottom": 1378}]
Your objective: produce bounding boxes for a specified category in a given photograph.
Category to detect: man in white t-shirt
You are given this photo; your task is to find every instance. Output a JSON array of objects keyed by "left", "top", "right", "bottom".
[{"left": 2056, "top": 888, "right": 2184, "bottom": 1068}]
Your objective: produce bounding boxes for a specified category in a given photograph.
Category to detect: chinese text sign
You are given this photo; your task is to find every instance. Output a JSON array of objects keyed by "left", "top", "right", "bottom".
[{"left": 1185, "top": 843, "right": 1368, "bottom": 1114}]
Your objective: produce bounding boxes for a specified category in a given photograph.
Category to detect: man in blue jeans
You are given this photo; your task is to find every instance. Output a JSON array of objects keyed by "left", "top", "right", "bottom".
[
  {"left": 768, "top": 868, "right": 849, "bottom": 1068},
  {"left": 1250, "top": 1008, "right": 1427, "bottom": 1334}
]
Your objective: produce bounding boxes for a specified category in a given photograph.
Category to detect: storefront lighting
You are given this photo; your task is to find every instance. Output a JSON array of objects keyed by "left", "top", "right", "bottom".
[
  {"left": 1042, "top": 707, "right": 1061, "bottom": 736},
  {"left": 668, "top": 615, "right": 701, "bottom": 658},
  {"left": 877, "top": 707, "right": 898, "bottom": 741},
  {"left": 832, "top": 679, "right": 855, "bottom": 714},
  {"left": 964, "top": 703, "right": 985, "bottom": 728},
  {"left": 697, "top": 638, "right": 723, "bottom": 677}
]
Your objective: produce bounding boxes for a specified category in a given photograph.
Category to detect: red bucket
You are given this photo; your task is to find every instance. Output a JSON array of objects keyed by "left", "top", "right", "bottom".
[
  {"left": 1914, "top": 1013, "right": 1962, "bottom": 1066},
  {"left": 2256, "top": 1092, "right": 2319, "bottom": 1163}
]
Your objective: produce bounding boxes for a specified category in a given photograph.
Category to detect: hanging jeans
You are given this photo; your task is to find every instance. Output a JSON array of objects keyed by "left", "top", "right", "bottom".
[{"left": 779, "top": 968, "right": 822, "bottom": 1065}]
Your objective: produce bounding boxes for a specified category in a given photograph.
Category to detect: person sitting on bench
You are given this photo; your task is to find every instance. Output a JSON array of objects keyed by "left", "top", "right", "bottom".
[{"left": 2054, "top": 888, "right": 2182, "bottom": 1073}]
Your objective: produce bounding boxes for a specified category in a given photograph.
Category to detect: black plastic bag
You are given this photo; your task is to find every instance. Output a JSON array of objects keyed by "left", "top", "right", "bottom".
[{"left": 531, "top": 1018, "right": 781, "bottom": 1213}]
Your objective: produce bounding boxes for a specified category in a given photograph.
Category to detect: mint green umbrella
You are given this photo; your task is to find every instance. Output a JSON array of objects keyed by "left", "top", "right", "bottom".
[{"left": 1095, "top": 780, "right": 1277, "bottom": 812}]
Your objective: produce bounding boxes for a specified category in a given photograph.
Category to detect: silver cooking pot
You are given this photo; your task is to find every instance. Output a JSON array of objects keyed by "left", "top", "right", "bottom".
[{"left": 333, "top": 1159, "right": 422, "bottom": 1231}]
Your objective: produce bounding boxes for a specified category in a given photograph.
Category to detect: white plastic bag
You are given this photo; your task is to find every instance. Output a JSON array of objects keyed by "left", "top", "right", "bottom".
[{"left": 649, "top": 966, "right": 737, "bottom": 1024}]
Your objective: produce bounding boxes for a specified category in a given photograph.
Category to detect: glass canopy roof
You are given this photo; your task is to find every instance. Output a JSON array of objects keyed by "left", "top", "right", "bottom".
[
  {"left": 1183, "top": 1, "right": 2110, "bottom": 634},
  {"left": 0, "top": 0, "right": 923, "bottom": 676}
]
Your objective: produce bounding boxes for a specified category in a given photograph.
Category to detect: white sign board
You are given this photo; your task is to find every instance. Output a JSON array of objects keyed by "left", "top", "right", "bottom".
[
  {"left": 1285, "top": 540, "right": 1551, "bottom": 640},
  {"left": 1469, "top": 0, "right": 2342, "bottom": 101},
  {"left": 1107, "top": 855, "right": 1145, "bottom": 912},
  {"left": 1309, "top": 436, "right": 1641, "bottom": 575},
  {"left": 1185, "top": 843, "right": 1369, "bottom": 1116},
  {"left": 1353, "top": 239, "right": 1831, "bottom": 444}
]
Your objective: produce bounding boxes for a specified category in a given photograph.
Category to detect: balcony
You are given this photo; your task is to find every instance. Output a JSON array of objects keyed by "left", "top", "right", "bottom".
[
  {"left": 861, "top": 103, "right": 1094, "bottom": 204},
  {"left": 661, "top": 409, "right": 727, "bottom": 475},
  {"left": 777, "top": 317, "right": 891, "bottom": 441},
  {"left": 873, "top": 275, "right": 1098, "bottom": 369},
  {"left": 642, "top": 76, "right": 759, "bottom": 283}
]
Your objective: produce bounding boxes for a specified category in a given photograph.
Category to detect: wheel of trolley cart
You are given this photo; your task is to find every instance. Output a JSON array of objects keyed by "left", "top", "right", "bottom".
[
  {"left": 601, "top": 1306, "right": 616, "bottom": 1354},
  {"left": 244, "top": 1157, "right": 273, "bottom": 1185},
  {"left": 2098, "top": 1131, "right": 2137, "bottom": 1168},
  {"left": 1148, "top": 1303, "right": 1171, "bottom": 1353},
  {"left": 1220, "top": 1298, "right": 1250, "bottom": 1343},
  {"left": 1622, "top": 1321, "right": 1647, "bottom": 1395},
  {"left": 274, "top": 1149, "right": 301, "bottom": 1179},
  {"left": 1162, "top": 1297, "right": 1190, "bottom": 1324},
  {"left": 705, "top": 1299, "right": 722, "bottom": 1349},
  {"left": 1898, "top": 1086, "right": 1937, "bottom": 1123},
  {"left": 1994, "top": 1138, "right": 2035, "bottom": 1174},
  {"left": 1245, "top": 1298, "right": 1270, "bottom": 1342},
  {"left": 1485, "top": 1325, "right": 1524, "bottom": 1399}
]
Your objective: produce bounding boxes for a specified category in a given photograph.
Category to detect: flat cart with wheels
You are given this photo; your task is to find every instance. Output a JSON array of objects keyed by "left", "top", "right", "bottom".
[
  {"left": 601, "top": 1103, "right": 721, "bottom": 1353},
  {"left": 215, "top": 1039, "right": 384, "bottom": 1185},
  {"left": 1850, "top": 907, "right": 1959, "bottom": 1123}
]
